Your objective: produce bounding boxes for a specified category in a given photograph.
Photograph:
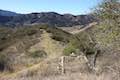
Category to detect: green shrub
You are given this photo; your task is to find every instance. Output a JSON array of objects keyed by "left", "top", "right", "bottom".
[
  {"left": 0, "top": 53, "right": 10, "bottom": 71},
  {"left": 63, "top": 31, "right": 97, "bottom": 56},
  {"left": 63, "top": 44, "right": 76, "bottom": 56},
  {"left": 51, "top": 35, "right": 64, "bottom": 42},
  {"left": 28, "top": 50, "right": 47, "bottom": 58}
]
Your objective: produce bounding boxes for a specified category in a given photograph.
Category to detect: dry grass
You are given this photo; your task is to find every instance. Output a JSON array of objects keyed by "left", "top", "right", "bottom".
[
  {"left": 0, "top": 25, "right": 69, "bottom": 73},
  {"left": 1, "top": 54, "right": 120, "bottom": 80},
  {"left": 0, "top": 27, "right": 67, "bottom": 79},
  {"left": 40, "top": 30, "right": 64, "bottom": 58}
]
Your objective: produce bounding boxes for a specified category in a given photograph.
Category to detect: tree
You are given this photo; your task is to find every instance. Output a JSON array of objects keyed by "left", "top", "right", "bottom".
[
  {"left": 84, "top": 0, "right": 120, "bottom": 70},
  {"left": 93, "top": 0, "right": 120, "bottom": 51},
  {"left": 95, "top": 0, "right": 120, "bottom": 22}
]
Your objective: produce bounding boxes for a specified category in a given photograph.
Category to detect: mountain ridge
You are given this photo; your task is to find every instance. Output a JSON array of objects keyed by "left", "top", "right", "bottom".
[{"left": 0, "top": 10, "right": 96, "bottom": 27}]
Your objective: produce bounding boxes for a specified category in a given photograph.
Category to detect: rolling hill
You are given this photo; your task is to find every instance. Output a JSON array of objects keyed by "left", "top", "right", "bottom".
[{"left": 0, "top": 9, "right": 18, "bottom": 16}]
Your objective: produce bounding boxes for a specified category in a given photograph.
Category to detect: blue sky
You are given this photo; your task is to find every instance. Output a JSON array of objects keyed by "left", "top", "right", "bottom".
[{"left": 0, "top": 0, "right": 101, "bottom": 15}]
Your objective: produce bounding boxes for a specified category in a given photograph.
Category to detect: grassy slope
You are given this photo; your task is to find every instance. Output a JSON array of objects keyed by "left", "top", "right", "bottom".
[{"left": 0, "top": 25, "right": 72, "bottom": 79}]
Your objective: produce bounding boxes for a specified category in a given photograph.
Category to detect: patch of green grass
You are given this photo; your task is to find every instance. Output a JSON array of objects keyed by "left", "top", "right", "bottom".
[
  {"left": 63, "top": 43, "right": 76, "bottom": 56},
  {"left": 28, "top": 50, "right": 47, "bottom": 58}
]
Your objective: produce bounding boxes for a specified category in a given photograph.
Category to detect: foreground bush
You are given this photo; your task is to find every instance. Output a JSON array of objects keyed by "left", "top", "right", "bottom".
[
  {"left": 63, "top": 31, "right": 98, "bottom": 56},
  {"left": 0, "top": 53, "right": 13, "bottom": 72},
  {"left": 63, "top": 43, "right": 77, "bottom": 56}
]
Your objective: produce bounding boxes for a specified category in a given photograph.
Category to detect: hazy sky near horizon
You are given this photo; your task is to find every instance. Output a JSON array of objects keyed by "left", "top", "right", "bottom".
[{"left": 0, "top": 0, "right": 101, "bottom": 15}]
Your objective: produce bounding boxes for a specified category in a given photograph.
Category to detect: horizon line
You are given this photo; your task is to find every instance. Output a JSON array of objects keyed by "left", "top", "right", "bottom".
[{"left": 0, "top": 9, "right": 92, "bottom": 15}]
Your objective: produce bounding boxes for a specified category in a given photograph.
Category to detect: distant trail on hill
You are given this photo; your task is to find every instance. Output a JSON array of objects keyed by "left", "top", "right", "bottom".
[
  {"left": 70, "top": 22, "right": 98, "bottom": 34},
  {"left": 60, "top": 22, "right": 98, "bottom": 34}
]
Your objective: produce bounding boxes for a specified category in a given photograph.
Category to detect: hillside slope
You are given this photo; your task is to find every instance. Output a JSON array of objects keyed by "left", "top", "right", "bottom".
[
  {"left": 0, "top": 24, "right": 120, "bottom": 80},
  {"left": 0, "top": 25, "right": 71, "bottom": 79},
  {"left": 0, "top": 29, "right": 66, "bottom": 79}
]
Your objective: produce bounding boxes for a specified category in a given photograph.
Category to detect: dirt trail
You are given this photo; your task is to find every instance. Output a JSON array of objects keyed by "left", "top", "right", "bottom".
[
  {"left": 59, "top": 22, "right": 98, "bottom": 34},
  {"left": 29, "top": 30, "right": 64, "bottom": 58},
  {"left": 40, "top": 30, "right": 64, "bottom": 58}
]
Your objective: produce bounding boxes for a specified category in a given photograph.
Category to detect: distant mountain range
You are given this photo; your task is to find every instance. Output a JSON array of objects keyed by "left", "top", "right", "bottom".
[{"left": 0, "top": 9, "right": 96, "bottom": 27}]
